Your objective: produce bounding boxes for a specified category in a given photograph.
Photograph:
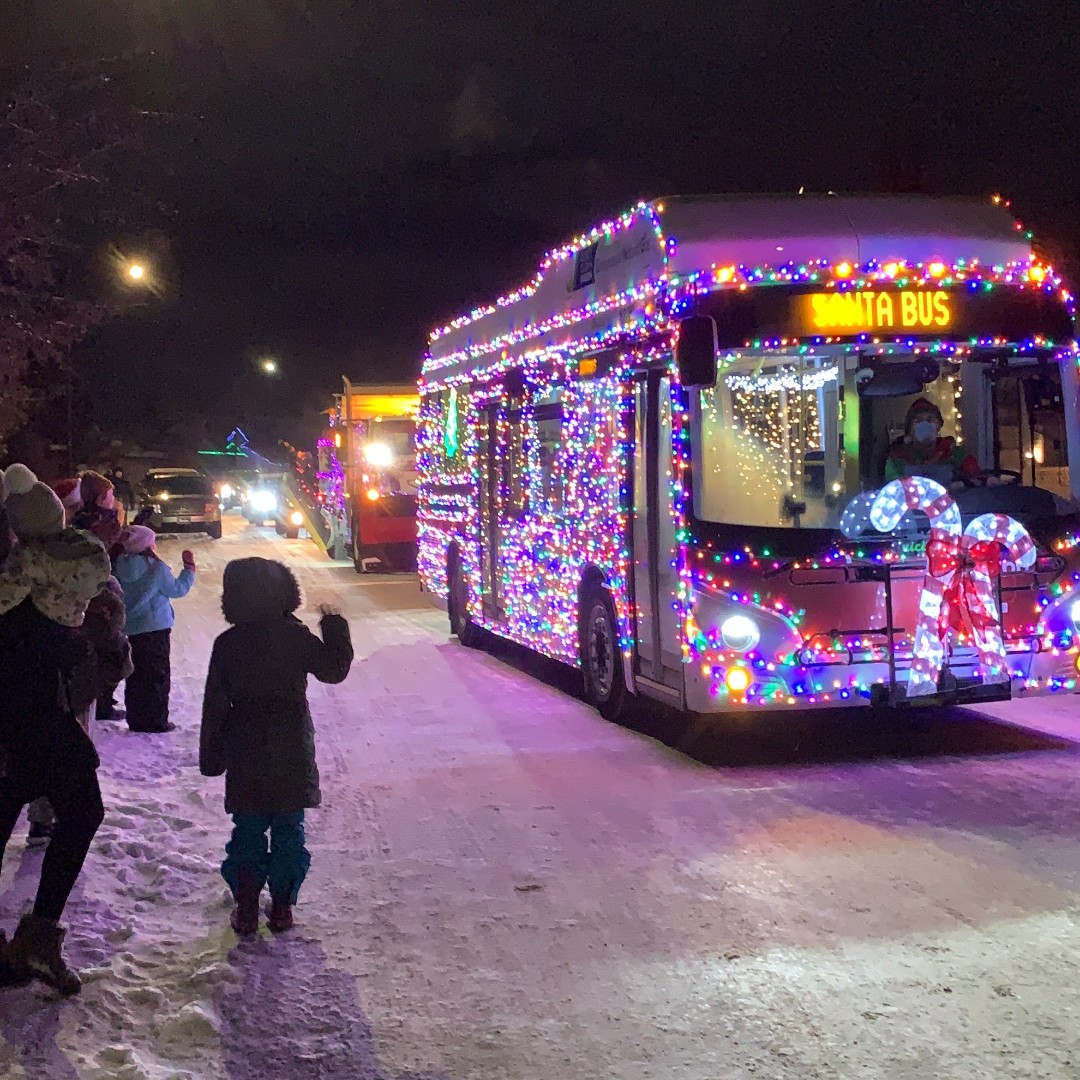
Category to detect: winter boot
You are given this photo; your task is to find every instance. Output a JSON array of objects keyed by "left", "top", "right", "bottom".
[
  {"left": 27, "top": 821, "right": 54, "bottom": 848},
  {"left": 9, "top": 914, "right": 81, "bottom": 995},
  {"left": 0, "top": 930, "right": 31, "bottom": 989},
  {"left": 265, "top": 896, "right": 294, "bottom": 934},
  {"left": 230, "top": 870, "right": 261, "bottom": 936}
]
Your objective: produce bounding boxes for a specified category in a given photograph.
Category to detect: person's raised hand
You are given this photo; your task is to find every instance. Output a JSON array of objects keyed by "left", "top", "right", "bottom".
[
  {"left": 317, "top": 602, "right": 341, "bottom": 618},
  {"left": 182, "top": 549, "right": 196, "bottom": 570}
]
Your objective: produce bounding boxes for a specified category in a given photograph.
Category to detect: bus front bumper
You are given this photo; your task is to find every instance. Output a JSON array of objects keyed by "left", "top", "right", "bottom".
[{"left": 683, "top": 646, "right": 1079, "bottom": 712}]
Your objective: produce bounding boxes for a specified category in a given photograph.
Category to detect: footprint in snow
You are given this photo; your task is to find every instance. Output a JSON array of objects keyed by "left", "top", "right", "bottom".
[{"left": 217, "top": 935, "right": 449, "bottom": 1080}]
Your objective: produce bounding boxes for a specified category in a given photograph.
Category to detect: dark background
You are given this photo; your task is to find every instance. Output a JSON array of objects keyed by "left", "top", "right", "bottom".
[{"left": 4, "top": 0, "right": 1079, "bottom": 455}]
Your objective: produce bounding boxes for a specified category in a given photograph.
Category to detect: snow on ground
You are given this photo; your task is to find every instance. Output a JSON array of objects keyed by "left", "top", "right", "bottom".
[{"left": 2, "top": 513, "right": 1080, "bottom": 1077}]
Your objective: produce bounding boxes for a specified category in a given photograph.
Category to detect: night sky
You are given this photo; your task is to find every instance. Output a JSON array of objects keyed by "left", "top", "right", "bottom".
[{"left": 5, "top": 0, "right": 1080, "bottom": 451}]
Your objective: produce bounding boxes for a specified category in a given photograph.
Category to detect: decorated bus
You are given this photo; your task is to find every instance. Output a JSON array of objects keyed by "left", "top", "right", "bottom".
[
  {"left": 319, "top": 380, "right": 419, "bottom": 572},
  {"left": 416, "top": 195, "right": 1077, "bottom": 720}
]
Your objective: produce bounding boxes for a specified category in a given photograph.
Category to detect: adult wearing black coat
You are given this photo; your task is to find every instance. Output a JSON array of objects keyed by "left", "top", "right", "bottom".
[
  {"left": 200, "top": 558, "right": 353, "bottom": 935},
  {"left": 0, "top": 599, "right": 104, "bottom": 995}
]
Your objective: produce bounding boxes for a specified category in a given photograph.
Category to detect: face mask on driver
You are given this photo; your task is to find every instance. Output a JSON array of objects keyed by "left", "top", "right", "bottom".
[{"left": 912, "top": 420, "right": 939, "bottom": 443}]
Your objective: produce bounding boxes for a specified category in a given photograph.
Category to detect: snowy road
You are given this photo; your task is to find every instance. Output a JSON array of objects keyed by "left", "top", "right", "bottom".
[{"left": 3, "top": 513, "right": 1080, "bottom": 1078}]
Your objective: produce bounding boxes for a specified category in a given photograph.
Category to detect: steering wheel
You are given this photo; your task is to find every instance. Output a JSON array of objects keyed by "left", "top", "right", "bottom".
[{"left": 961, "top": 469, "right": 1022, "bottom": 488}]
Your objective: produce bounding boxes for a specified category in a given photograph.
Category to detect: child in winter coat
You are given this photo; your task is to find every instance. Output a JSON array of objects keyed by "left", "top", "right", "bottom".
[
  {"left": 200, "top": 558, "right": 353, "bottom": 935},
  {"left": 113, "top": 526, "right": 195, "bottom": 733},
  {"left": 71, "top": 471, "right": 122, "bottom": 550},
  {"left": 83, "top": 577, "right": 133, "bottom": 722}
]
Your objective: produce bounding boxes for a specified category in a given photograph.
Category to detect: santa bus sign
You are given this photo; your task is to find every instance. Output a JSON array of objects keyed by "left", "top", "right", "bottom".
[
  {"left": 698, "top": 278, "right": 1073, "bottom": 347},
  {"left": 795, "top": 288, "right": 953, "bottom": 334}
]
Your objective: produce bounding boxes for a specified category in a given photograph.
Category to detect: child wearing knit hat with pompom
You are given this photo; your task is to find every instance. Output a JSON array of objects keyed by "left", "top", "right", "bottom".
[
  {"left": 0, "top": 465, "right": 111, "bottom": 629},
  {"left": 0, "top": 463, "right": 112, "bottom": 995}
]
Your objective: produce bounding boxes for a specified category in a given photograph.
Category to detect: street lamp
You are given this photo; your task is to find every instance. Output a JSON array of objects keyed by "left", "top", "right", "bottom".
[
  {"left": 127, "top": 262, "right": 146, "bottom": 281},
  {"left": 260, "top": 358, "right": 279, "bottom": 375}
]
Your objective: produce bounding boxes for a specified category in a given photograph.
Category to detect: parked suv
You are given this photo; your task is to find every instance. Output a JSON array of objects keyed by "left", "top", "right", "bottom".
[{"left": 140, "top": 469, "right": 222, "bottom": 539}]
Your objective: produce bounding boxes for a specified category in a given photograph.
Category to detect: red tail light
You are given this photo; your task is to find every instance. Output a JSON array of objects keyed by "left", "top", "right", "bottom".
[{"left": 205, "top": 500, "right": 218, "bottom": 514}]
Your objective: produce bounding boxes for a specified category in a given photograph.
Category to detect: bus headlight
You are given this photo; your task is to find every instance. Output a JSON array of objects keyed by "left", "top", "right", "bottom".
[
  {"left": 362, "top": 442, "right": 393, "bottom": 468},
  {"left": 720, "top": 614, "right": 760, "bottom": 653}
]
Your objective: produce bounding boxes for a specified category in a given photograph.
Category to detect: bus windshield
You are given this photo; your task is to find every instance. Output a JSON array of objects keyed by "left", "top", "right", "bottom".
[
  {"left": 360, "top": 420, "right": 414, "bottom": 462},
  {"left": 690, "top": 351, "right": 1076, "bottom": 536}
]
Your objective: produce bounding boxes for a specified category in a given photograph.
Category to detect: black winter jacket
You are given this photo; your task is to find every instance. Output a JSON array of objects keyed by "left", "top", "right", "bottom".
[
  {"left": 199, "top": 614, "right": 353, "bottom": 814},
  {"left": 0, "top": 597, "right": 99, "bottom": 778}
]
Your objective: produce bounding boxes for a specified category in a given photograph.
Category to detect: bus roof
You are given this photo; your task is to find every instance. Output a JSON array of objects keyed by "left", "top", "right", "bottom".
[{"left": 423, "top": 194, "right": 1033, "bottom": 382}]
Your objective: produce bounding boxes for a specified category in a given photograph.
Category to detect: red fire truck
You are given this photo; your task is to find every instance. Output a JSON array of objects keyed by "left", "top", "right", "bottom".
[{"left": 321, "top": 380, "right": 419, "bottom": 572}]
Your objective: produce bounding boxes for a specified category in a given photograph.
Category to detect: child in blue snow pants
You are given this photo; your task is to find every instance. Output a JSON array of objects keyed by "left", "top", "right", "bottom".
[
  {"left": 221, "top": 812, "right": 311, "bottom": 906},
  {"left": 200, "top": 557, "right": 353, "bottom": 935}
]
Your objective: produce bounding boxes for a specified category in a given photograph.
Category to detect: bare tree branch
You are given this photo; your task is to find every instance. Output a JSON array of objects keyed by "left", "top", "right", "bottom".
[{"left": 0, "top": 53, "right": 162, "bottom": 451}]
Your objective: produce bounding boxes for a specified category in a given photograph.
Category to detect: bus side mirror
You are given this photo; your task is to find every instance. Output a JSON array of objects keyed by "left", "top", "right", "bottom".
[{"left": 675, "top": 316, "right": 718, "bottom": 388}]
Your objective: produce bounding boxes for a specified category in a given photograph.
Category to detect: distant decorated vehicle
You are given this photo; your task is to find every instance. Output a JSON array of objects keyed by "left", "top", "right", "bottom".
[
  {"left": 318, "top": 380, "right": 418, "bottom": 572},
  {"left": 416, "top": 194, "right": 1079, "bottom": 721}
]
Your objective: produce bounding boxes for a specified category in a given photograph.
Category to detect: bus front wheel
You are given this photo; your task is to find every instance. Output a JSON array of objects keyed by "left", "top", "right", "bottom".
[
  {"left": 448, "top": 555, "right": 481, "bottom": 648},
  {"left": 580, "top": 589, "right": 629, "bottom": 722}
]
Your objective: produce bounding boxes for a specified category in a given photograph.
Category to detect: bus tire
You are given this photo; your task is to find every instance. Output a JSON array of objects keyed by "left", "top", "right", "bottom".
[
  {"left": 580, "top": 588, "right": 629, "bottom": 722},
  {"left": 447, "top": 553, "right": 481, "bottom": 648}
]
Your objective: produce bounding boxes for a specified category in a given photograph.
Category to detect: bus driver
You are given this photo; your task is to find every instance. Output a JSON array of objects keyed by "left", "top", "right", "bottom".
[{"left": 885, "top": 398, "right": 981, "bottom": 486}]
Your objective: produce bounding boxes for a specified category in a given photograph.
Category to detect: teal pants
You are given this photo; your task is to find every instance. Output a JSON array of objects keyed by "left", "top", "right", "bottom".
[{"left": 221, "top": 811, "right": 310, "bottom": 904}]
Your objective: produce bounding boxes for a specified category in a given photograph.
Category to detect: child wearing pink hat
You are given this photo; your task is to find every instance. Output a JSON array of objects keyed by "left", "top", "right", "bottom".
[{"left": 113, "top": 527, "right": 195, "bottom": 732}]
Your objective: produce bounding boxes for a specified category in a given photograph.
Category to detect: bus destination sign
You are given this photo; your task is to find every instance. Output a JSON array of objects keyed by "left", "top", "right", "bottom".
[
  {"left": 794, "top": 289, "right": 952, "bottom": 335},
  {"left": 701, "top": 283, "right": 1073, "bottom": 348}
]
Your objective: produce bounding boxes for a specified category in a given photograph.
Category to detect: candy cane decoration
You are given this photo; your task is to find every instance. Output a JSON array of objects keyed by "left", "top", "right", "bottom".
[
  {"left": 958, "top": 513, "right": 1036, "bottom": 684},
  {"left": 858, "top": 480, "right": 1038, "bottom": 695},
  {"left": 870, "top": 478, "right": 962, "bottom": 697}
]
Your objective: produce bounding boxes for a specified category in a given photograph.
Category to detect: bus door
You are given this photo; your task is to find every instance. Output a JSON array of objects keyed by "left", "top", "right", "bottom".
[
  {"left": 990, "top": 364, "right": 1071, "bottom": 498},
  {"left": 478, "top": 402, "right": 504, "bottom": 621},
  {"left": 632, "top": 372, "right": 684, "bottom": 694}
]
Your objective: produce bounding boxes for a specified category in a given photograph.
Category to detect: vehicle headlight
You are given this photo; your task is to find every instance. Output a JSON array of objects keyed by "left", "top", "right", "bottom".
[
  {"left": 157, "top": 491, "right": 170, "bottom": 502},
  {"left": 290, "top": 510, "right": 303, "bottom": 526},
  {"left": 720, "top": 614, "right": 760, "bottom": 653},
  {"left": 250, "top": 490, "right": 277, "bottom": 513},
  {"left": 362, "top": 442, "right": 393, "bottom": 468},
  {"left": 219, "top": 483, "right": 233, "bottom": 500}
]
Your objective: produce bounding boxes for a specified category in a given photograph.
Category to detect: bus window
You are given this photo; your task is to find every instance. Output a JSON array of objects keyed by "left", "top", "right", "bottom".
[
  {"left": 534, "top": 391, "right": 565, "bottom": 516},
  {"left": 992, "top": 367, "right": 1070, "bottom": 498},
  {"left": 692, "top": 356, "right": 845, "bottom": 528},
  {"left": 506, "top": 406, "right": 528, "bottom": 519}
]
